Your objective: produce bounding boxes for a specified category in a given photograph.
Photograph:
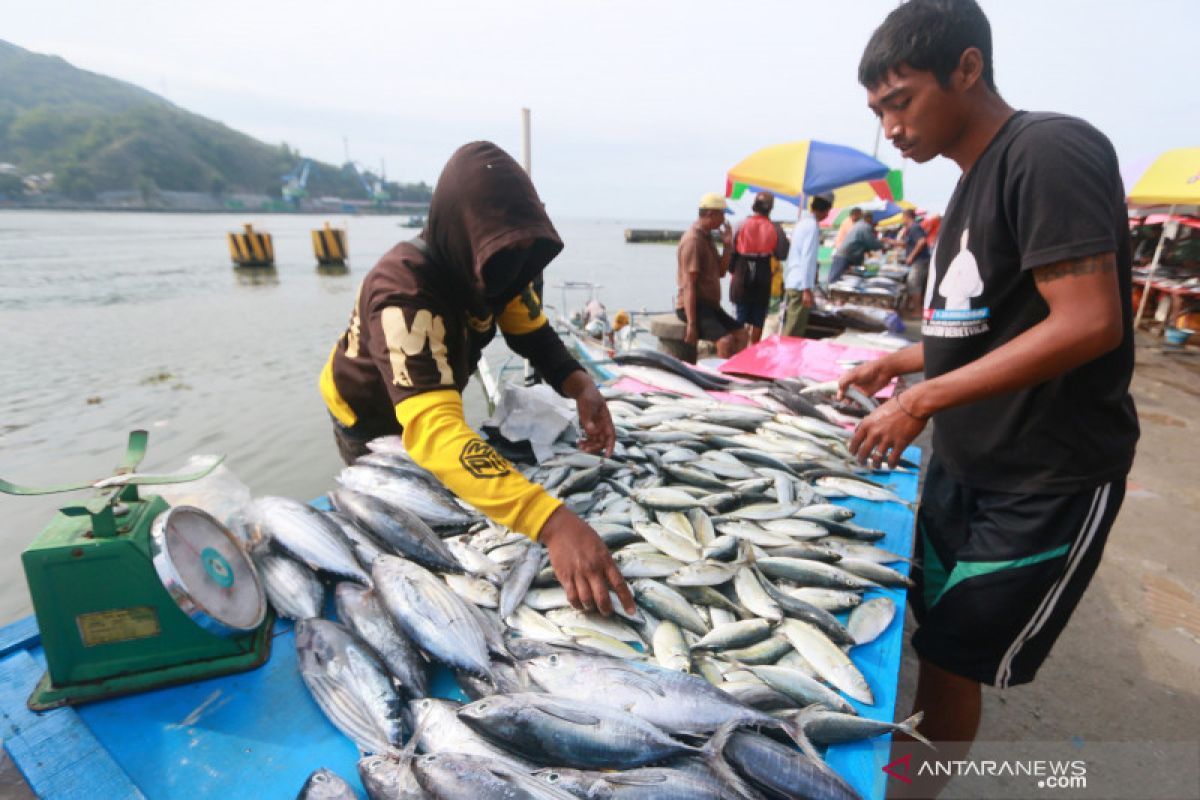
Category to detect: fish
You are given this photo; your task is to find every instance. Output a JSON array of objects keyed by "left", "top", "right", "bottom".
[
  {"left": 794, "top": 707, "right": 932, "bottom": 747},
  {"left": 506, "top": 606, "right": 567, "bottom": 642},
  {"left": 523, "top": 651, "right": 804, "bottom": 743},
  {"left": 834, "top": 557, "right": 913, "bottom": 588},
  {"left": 499, "top": 542, "right": 545, "bottom": 618},
  {"left": 325, "top": 510, "right": 390, "bottom": 569},
  {"left": 335, "top": 583, "right": 430, "bottom": 698},
  {"left": 777, "top": 619, "right": 874, "bottom": 705},
  {"left": 650, "top": 620, "right": 691, "bottom": 672},
  {"left": 337, "top": 464, "right": 478, "bottom": 528},
  {"left": 254, "top": 552, "right": 324, "bottom": 621},
  {"left": 444, "top": 572, "right": 500, "bottom": 608},
  {"left": 297, "top": 767, "right": 358, "bottom": 800},
  {"left": 848, "top": 597, "right": 897, "bottom": 646},
  {"left": 408, "top": 697, "right": 536, "bottom": 770},
  {"left": 721, "top": 728, "right": 862, "bottom": 800},
  {"left": 813, "top": 475, "right": 911, "bottom": 508},
  {"left": 667, "top": 559, "right": 742, "bottom": 588},
  {"left": 247, "top": 496, "right": 369, "bottom": 584},
  {"left": 732, "top": 568, "right": 782, "bottom": 622},
  {"left": 691, "top": 619, "right": 773, "bottom": 652},
  {"left": 332, "top": 488, "right": 464, "bottom": 574},
  {"left": 457, "top": 692, "right": 698, "bottom": 770},
  {"left": 294, "top": 618, "right": 406, "bottom": 754},
  {"left": 412, "top": 752, "right": 577, "bottom": 800},
  {"left": 741, "top": 664, "right": 857, "bottom": 715},
  {"left": 754, "top": 557, "right": 880, "bottom": 592},
  {"left": 358, "top": 753, "right": 428, "bottom": 800},
  {"left": 756, "top": 576, "right": 856, "bottom": 647},
  {"left": 632, "top": 579, "right": 709, "bottom": 635},
  {"left": 546, "top": 608, "right": 643, "bottom": 644},
  {"left": 534, "top": 764, "right": 749, "bottom": 800},
  {"left": 564, "top": 627, "right": 645, "bottom": 660},
  {"left": 632, "top": 522, "right": 702, "bottom": 562},
  {"left": 784, "top": 587, "right": 863, "bottom": 613},
  {"left": 372, "top": 555, "right": 494, "bottom": 680}
]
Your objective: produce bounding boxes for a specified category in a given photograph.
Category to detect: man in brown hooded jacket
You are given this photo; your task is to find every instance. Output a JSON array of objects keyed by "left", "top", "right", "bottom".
[{"left": 319, "top": 141, "right": 634, "bottom": 616}]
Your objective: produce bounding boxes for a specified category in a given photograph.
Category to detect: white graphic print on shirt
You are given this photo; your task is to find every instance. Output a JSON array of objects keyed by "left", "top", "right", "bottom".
[{"left": 923, "top": 228, "right": 990, "bottom": 338}]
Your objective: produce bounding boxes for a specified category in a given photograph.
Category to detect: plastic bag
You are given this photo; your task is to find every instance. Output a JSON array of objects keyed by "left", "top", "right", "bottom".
[
  {"left": 482, "top": 382, "right": 576, "bottom": 463},
  {"left": 153, "top": 455, "right": 253, "bottom": 545}
]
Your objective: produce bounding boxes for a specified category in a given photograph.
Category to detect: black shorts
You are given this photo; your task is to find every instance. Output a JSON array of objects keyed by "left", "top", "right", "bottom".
[
  {"left": 909, "top": 456, "right": 1125, "bottom": 688},
  {"left": 735, "top": 301, "right": 769, "bottom": 328},
  {"left": 676, "top": 304, "right": 740, "bottom": 341}
]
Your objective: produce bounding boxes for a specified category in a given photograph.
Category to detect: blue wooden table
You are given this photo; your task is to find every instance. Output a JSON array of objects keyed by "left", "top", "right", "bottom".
[{"left": 0, "top": 453, "right": 917, "bottom": 799}]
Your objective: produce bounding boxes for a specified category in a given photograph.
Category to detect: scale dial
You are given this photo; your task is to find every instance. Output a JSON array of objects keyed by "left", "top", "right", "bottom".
[{"left": 151, "top": 506, "right": 266, "bottom": 637}]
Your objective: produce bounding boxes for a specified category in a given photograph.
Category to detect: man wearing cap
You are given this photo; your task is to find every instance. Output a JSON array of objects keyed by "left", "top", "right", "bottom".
[
  {"left": 782, "top": 192, "right": 834, "bottom": 337},
  {"left": 730, "top": 192, "right": 789, "bottom": 344},
  {"left": 676, "top": 192, "right": 746, "bottom": 358}
]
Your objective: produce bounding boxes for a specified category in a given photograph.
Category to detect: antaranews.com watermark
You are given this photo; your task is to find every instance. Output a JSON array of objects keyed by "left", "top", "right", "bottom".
[{"left": 873, "top": 740, "right": 1199, "bottom": 799}]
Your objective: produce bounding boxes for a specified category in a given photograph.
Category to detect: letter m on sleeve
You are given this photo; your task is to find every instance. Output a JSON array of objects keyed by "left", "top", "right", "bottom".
[{"left": 380, "top": 306, "right": 454, "bottom": 387}]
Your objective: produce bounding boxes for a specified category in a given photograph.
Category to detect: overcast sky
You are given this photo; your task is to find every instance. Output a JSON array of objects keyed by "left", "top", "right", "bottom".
[{"left": 6, "top": 0, "right": 1196, "bottom": 220}]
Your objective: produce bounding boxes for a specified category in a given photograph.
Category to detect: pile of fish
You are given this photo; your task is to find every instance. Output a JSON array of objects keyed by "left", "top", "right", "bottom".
[{"left": 242, "top": 385, "right": 927, "bottom": 800}]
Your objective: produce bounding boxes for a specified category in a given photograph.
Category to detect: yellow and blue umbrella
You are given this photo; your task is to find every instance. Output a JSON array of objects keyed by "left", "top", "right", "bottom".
[{"left": 726, "top": 140, "right": 890, "bottom": 205}]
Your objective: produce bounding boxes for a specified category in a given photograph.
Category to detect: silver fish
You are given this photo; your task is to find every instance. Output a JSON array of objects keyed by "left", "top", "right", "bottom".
[
  {"left": 332, "top": 488, "right": 463, "bottom": 573},
  {"left": 457, "top": 692, "right": 698, "bottom": 770},
  {"left": 295, "top": 618, "right": 405, "bottom": 754},
  {"left": 335, "top": 582, "right": 430, "bottom": 698},
  {"left": 373, "top": 555, "right": 493, "bottom": 680},
  {"left": 337, "top": 464, "right": 477, "bottom": 527},
  {"left": 298, "top": 767, "right": 358, "bottom": 800},
  {"left": 848, "top": 596, "right": 897, "bottom": 646},
  {"left": 412, "top": 752, "right": 576, "bottom": 800},
  {"left": 499, "top": 542, "right": 545, "bottom": 619},
  {"left": 358, "top": 753, "right": 428, "bottom": 800},
  {"left": 248, "top": 496, "right": 368, "bottom": 584},
  {"left": 408, "top": 697, "right": 535, "bottom": 769},
  {"left": 255, "top": 552, "right": 323, "bottom": 620},
  {"left": 778, "top": 619, "right": 874, "bottom": 705}
]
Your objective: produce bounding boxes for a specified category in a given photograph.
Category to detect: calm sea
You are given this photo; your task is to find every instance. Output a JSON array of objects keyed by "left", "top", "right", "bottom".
[{"left": 0, "top": 210, "right": 685, "bottom": 625}]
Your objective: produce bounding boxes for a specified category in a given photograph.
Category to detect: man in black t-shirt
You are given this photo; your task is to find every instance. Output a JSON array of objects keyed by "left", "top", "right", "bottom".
[
  {"left": 901, "top": 208, "right": 931, "bottom": 316},
  {"left": 839, "top": 1, "right": 1138, "bottom": 795}
]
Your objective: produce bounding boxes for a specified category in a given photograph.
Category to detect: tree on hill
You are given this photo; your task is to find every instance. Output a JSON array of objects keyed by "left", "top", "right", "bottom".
[{"left": 0, "top": 39, "right": 432, "bottom": 204}]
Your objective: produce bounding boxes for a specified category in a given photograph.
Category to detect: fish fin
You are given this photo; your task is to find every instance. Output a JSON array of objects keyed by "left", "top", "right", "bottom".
[
  {"left": 700, "top": 721, "right": 765, "bottom": 800},
  {"left": 898, "top": 711, "right": 936, "bottom": 749},
  {"left": 528, "top": 697, "right": 601, "bottom": 726},
  {"left": 778, "top": 708, "right": 839, "bottom": 777}
]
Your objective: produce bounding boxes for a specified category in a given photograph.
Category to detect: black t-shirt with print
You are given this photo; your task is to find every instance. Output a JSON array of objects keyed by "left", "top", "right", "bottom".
[{"left": 923, "top": 111, "right": 1139, "bottom": 494}]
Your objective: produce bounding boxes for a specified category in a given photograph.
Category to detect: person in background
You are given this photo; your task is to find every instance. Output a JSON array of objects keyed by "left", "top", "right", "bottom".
[
  {"left": 782, "top": 192, "right": 834, "bottom": 337},
  {"left": 676, "top": 192, "right": 746, "bottom": 358},
  {"left": 319, "top": 141, "right": 635, "bottom": 618},
  {"left": 829, "top": 207, "right": 890, "bottom": 285},
  {"left": 842, "top": 1, "right": 1138, "bottom": 796},
  {"left": 833, "top": 206, "right": 863, "bottom": 250},
  {"left": 729, "top": 191, "right": 785, "bottom": 344},
  {"left": 901, "top": 207, "right": 932, "bottom": 315}
]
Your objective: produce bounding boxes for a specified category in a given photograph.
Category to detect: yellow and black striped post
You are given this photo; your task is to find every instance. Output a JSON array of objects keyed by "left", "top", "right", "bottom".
[
  {"left": 312, "top": 222, "right": 348, "bottom": 267},
  {"left": 227, "top": 223, "right": 275, "bottom": 268}
]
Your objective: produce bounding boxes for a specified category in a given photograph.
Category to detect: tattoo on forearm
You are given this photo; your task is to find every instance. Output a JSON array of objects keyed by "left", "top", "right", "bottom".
[{"left": 1033, "top": 253, "right": 1116, "bottom": 283}]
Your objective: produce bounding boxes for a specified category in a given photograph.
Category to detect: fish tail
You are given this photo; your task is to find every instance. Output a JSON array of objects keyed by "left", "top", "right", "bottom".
[
  {"left": 700, "top": 721, "right": 764, "bottom": 800},
  {"left": 898, "top": 711, "right": 936, "bottom": 749},
  {"left": 779, "top": 711, "right": 841, "bottom": 778}
]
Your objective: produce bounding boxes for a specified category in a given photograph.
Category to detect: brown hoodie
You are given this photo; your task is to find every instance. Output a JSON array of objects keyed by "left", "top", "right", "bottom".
[{"left": 321, "top": 141, "right": 582, "bottom": 438}]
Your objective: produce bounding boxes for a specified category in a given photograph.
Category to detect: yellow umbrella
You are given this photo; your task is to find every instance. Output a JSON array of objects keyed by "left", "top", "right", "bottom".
[
  {"left": 1127, "top": 147, "right": 1200, "bottom": 206},
  {"left": 1128, "top": 147, "right": 1200, "bottom": 325}
]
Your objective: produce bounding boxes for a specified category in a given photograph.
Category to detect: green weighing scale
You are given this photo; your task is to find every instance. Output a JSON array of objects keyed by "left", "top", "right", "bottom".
[{"left": 2, "top": 431, "right": 273, "bottom": 710}]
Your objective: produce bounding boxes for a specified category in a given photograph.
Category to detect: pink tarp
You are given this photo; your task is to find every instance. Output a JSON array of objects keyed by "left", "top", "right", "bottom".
[{"left": 717, "top": 335, "right": 896, "bottom": 397}]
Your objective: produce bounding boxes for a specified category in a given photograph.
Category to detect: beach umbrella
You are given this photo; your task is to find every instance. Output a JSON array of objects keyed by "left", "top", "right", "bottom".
[
  {"left": 1126, "top": 147, "right": 1200, "bottom": 324},
  {"left": 726, "top": 140, "right": 889, "bottom": 206},
  {"left": 1127, "top": 147, "right": 1200, "bottom": 208},
  {"left": 831, "top": 169, "right": 906, "bottom": 208}
]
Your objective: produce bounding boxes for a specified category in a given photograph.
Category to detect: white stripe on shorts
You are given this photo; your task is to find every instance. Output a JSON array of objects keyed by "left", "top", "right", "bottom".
[{"left": 993, "top": 482, "right": 1111, "bottom": 689}]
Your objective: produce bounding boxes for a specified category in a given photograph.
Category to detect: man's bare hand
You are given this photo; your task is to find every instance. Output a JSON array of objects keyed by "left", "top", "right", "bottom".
[
  {"left": 848, "top": 397, "right": 928, "bottom": 470},
  {"left": 801, "top": 289, "right": 814, "bottom": 308},
  {"left": 837, "top": 357, "right": 895, "bottom": 400},
  {"left": 562, "top": 370, "right": 615, "bottom": 456},
  {"left": 684, "top": 325, "right": 699, "bottom": 347},
  {"left": 538, "top": 507, "right": 635, "bottom": 617}
]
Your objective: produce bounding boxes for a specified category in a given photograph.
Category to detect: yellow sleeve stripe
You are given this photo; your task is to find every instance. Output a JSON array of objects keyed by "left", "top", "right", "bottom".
[
  {"left": 394, "top": 389, "right": 561, "bottom": 539},
  {"left": 319, "top": 346, "right": 357, "bottom": 428},
  {"left": 497, "top": 286, "right": 549, "bottom": 336}
]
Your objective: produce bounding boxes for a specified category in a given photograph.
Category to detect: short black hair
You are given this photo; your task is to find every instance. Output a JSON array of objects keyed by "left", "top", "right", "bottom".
[
  {"left": 858, "top": 0, "right": 996, "bottom": 91},
  {"left": 811, "top": 196, "right": 833, "bottom": 213}
]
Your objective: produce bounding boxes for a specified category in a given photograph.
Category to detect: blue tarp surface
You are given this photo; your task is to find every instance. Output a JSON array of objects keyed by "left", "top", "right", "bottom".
[{"left": 0, "top": 452, "right": 917, "bottom": 799}]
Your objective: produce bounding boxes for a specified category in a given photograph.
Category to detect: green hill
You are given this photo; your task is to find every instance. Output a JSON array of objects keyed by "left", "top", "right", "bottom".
[{"left": 0, "top": 39, "right": 430, "bottom": 204}]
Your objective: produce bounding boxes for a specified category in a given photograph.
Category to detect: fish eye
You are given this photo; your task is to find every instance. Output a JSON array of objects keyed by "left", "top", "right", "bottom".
[
  {"left": 546, "top": 773, "right": 560, "bottom": 783},
  {"left": 548, "top": 654, "right": 559, "bottom": 666},
  {"left": 420, "top": 699, "right": 431, "bottom": 709},
  {"left": 313, "top": 773, "right": 327, "bottom": 783}
]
